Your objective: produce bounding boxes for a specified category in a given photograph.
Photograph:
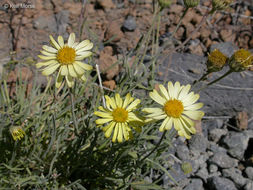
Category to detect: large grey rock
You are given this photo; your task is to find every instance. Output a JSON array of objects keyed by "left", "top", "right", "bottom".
[
  {"left": 195, "top": 164, "right": 209, "bottom": 182},
  {"left": 157, "top": 53, "right": 253, "bottom": 116},
  {"left": 244, "top": 181, "right": 253, "bottom": 190},
  {"left": 122, "top": 15, "right": 137, "bottom": 31},
  {"left": 176, "top": 144, "right": 190, "bottom": 161},
  {"left": 33, "top": 15, "right": 57, "bottom": 32},
  {"left": 208, "top": 176, "right": 237, "bottom": 190},
  {"left": 222, "top": 131, "right": 249, "bottom": 160},
  {"left": 208, "top": 128, "right": 228, "bottom": 143},
  {"left": 189, "top": 134, "right": 208, "bottom": 153},
  {"left": 222, "top": 168, "right": 247, "bottom": 188},
  {"left": 56, "top": 10, "right": 69, "bottom": 36},
  {"left": 183, "top": 179, "right": 204, "bottom": 190},
  {"left": 209, "top": 152, "right": 238, "bottom": 169},
  {"left": 208, "top": 142, "right": 227, "bottom": 153},
  {"left": 245, "top": 167, "right": 253, "bottom": 180},
  {"left": 210, "top": 42, "right": 238, "bottom": 57}
]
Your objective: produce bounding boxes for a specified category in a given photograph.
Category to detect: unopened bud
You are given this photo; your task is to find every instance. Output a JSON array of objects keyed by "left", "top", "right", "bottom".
[
  {"left": 10, "top": 126, "right": 25, "bottom": 141},
  {"left": 158, "top": 0, "right": 172, "bottom": 9},
  {"left": 184, "top": 0, "right": 199, "bottom": 8},
  {"left": 181, "top": 162, "right": 193, "bottom": 175},
  {"left": 211, "top": 0, "right": 233, "bottom": 12}
]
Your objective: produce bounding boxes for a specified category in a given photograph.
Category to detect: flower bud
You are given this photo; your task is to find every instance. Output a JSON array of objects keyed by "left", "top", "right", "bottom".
[
  {"left": 207, "top": 49, "right": 227, "bottom": 72},
  {"left": 183, "top": 0, "right": 199, "bottom": 8},
  {"left": 211, "top": 0, "right": 233, "bottom": 12},
  {"left": 158, "top": 0, "right": 172, "bottom": 9},
  {"left": 228, "top": 49, "right": 253, "bottom": 72},
  {"left": 10, "top": 126, "right": 25, "bottom": 141},
  {"left": 181, "top": 162, "right": 193, "bottom": 175}
]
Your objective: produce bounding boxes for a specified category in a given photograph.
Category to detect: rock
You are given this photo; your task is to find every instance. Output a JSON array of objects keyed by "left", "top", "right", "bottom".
[
  {"left": 183, "top": 179, "right": 204, "bottom": 190},
  {"left": 222, "top": 131, "right": 249, "bottom": 160},
  {"left": 188, "top": 134, "right": 208, "bottom": 153},
  {"left": 209, "top": 164, "right": 218, "bottom": 174},
  {"left": 176, "top": 144, "right": 190, "bottom": 161},
  {"left": 195, "top": 164, "right": 209, "bottom": 182},
  {"left": 208, "top": 128, "right": 228, "bottom": 143},
  {"left": 33, "top": 15, "right": 57, "bottom": 32},
  {"left": 208, "top": 176, "right": 237, "bottom": 190},
  {"left": 98, "top": 48, "right": 119, "bottom": 80},
  {"left": 97, "top": 0, "right": 116, "bottom": 9},
  {"left": 210, "top": 42, "right": 238, "bottom": 57},
  {"left": 236, "top": 111, "right": 248, "bottom": 130},
  {"left": 209, "top": 152, "right": 238, "bottom": 169},
  {"left": 104, "top": 20, "right": 124, "bottom": 42},
  {"left": 55, "top": 10, "right": 69, "bottom": 35},
  {"left": 163, "top": 162, "right": 189, "bottom": 186},
  {"left": 244, "top": 181, "right": 253, "bottom": 190},
  {"left": 103, "top": 80, "right": 116, "bottom": 90},
  {"left": 122, "top": 15, "right": 137, "bottom": 31},
  {"left": 157, "top": 53, "right": 253, "bottom": 116},
  {"left": 245, "top": 167, "right": 253, "bottom": 180},
  {"left": 222, "top": 168, "right": 247, "bottom": 188},
  {"left": 208, "top": 142, "right": 227, "bottom": 153}
]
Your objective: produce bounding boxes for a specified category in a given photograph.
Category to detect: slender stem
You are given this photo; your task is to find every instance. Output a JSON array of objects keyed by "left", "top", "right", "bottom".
[
  {"left": 140, "top": 130, "right": 167, "bottom": 162},
  {"left": 155, "top": 10, "right": 161, "bottom": 54},
  {"left": 69, "top": 88, "right": 79, "bottom": 134},
  {"left": 192, "top": 72, "right": 210, "bottom": 86},
  {"left": 197, "top": 69, "right": 233, "bottom": 92},
  {"left": 206, "top": 69, "right": 233, "bottom": 87},
  {"left": 173, "top": 11, "right": 209, "bottom": 52},
  {"left": 171, "top": 8, "right": 189, "bottom": 39}
]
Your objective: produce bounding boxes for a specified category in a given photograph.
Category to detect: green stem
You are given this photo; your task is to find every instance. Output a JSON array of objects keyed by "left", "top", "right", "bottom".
[
  {"left": 193, "top": 72, "right": 210, "bottom": 86},
  {"left": 69, "top": 88, "right": 79, "bottom": 134},
  {"left": 140, "top": 130, "right": 167, "bottom": 162},
  {"left": 197, "top": 69, "right": 233, "bottom": 92},
  {"left": 171, "top": 7, "right": 189, "bottom": 38}
]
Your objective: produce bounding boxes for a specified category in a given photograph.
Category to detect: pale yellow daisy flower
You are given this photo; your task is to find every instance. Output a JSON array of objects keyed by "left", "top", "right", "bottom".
[
  {"left": 94, "top": 93, "right": 143, "bottom": 143},
  {"left": 10, "top": 126, "right": 25, "bottom": 141},
  {"left": 143, "top": 82, "right": 204, "bottom": 139},
  {"left": 36, "top": 33, "right": 93, "bottom": 88}
]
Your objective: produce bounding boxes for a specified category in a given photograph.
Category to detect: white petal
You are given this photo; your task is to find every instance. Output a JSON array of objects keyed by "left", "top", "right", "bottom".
[
  {"left": 104, "top": 122, "right": 116, "bottom": 138},
  {"left": 185, "top": 103, "right": 203, "bottom": 111},
  {"left": 36, "top": 60, "right": 58, "bottom": 68},
  {"left": 74, "top": 61, "right": 93, "bottom": 71},
  {"left": 49, "top": 35, "right": 61, "bottom": 50},
  {"left": 61, "top": 65, "right": 68, "bottom": 76},
  {"left": 183, "top": 93, "right": 200, "bottom": 107},
  {"left": 122, "top": 93, "right": 134, "bottom": 109},
  {"left": 68, "top": 64, "right": 78, "bottom": 77},
  {"left": 40, "top": 50, "right": 56, "bottom": 56},
  {"left": 68, "top": 33, "right": 76, "bottom": 47},
  {"left": 76, "top": 43, "right": 94, "bottom": 54},
  {"left": 159, "top": 117, "right": 169, "bottom": 132},
  {"left": 58, "top": 36, "right": 64, "bottom": 47},
  {"left": 159, "top": 84, "right": 170, "bottom": 100},
  {"left": 183, "top": 110, "right": 204, "bottom": 120},
  {"left": 178, "top": 84, "right": 191, "bottom": 101},
  {"left": 42, "top": 45, "right": 58, "bottom": 53},
  {"left": 55, "top": 68, "right": 64, "bottom": 88},
  {"left": 42, "top": 64, "right": 60, "bottom": 76},
  {"left": 149, "top": 90, "right": 166, "bottom": 105},
  {"left": 38, "top": 55, "right": 56, "bottom": 60},
  {"left": 167, "top": 81, "right": 175, "bottom": 99},
  {"left": 75, "top": 40, "right": 91, "bottom": 50},
  {"left": 174, "top": 81, "right": 181, "bottom": 98},
  {"left": 73, "top": 62, "right": 85, "bottom": 75},
  {"left": 75, "top": 52, "right": 93, "bottom": 60},
  {"left": 126, "top": 99, "right": 140, "bottom": 111},
  {"left": 115, "top": 93, "right": 123, "bottom": 108},
  {"left": 112, "top": 123, "right": 119, "bottom": 143},
  {"left": 66, "top": 75, "right": 74, "bottom": 88}
]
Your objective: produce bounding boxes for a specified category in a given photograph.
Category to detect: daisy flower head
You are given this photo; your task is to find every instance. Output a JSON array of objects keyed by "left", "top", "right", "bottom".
[
  {"left": 10, "top": 126, "right": 25, "bottom": 141},
  {"left": 36, "top": 33, "right": 93, "bottom": 88},
  {"left": 94, "top": 93, "right": 143, "bottom": 143},
  {"left": 143, "top": 82, "right": 204, "bottom": 139}
]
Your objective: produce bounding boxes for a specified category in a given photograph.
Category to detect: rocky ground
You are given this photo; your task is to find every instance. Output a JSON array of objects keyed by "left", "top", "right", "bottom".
[{"left": 0, "top": 0, "right": 253, "bottom": 189}]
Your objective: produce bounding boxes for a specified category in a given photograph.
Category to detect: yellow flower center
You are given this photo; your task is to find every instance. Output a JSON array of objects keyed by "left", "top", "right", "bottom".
[
  {"left": 57, "top": 46, "right": 76, "bottom": 65},
  {"left": 112, "top": 108, "right": 128, "bottom": 122},
  {"left": 164, "top": 99, "right": 184, "bottom": 118},
  {"left": 234, "top": 49, "right": 253, "bottom": 68},
  {"left": 208, "top": 49, "right": 227, "bottom": 70}
]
